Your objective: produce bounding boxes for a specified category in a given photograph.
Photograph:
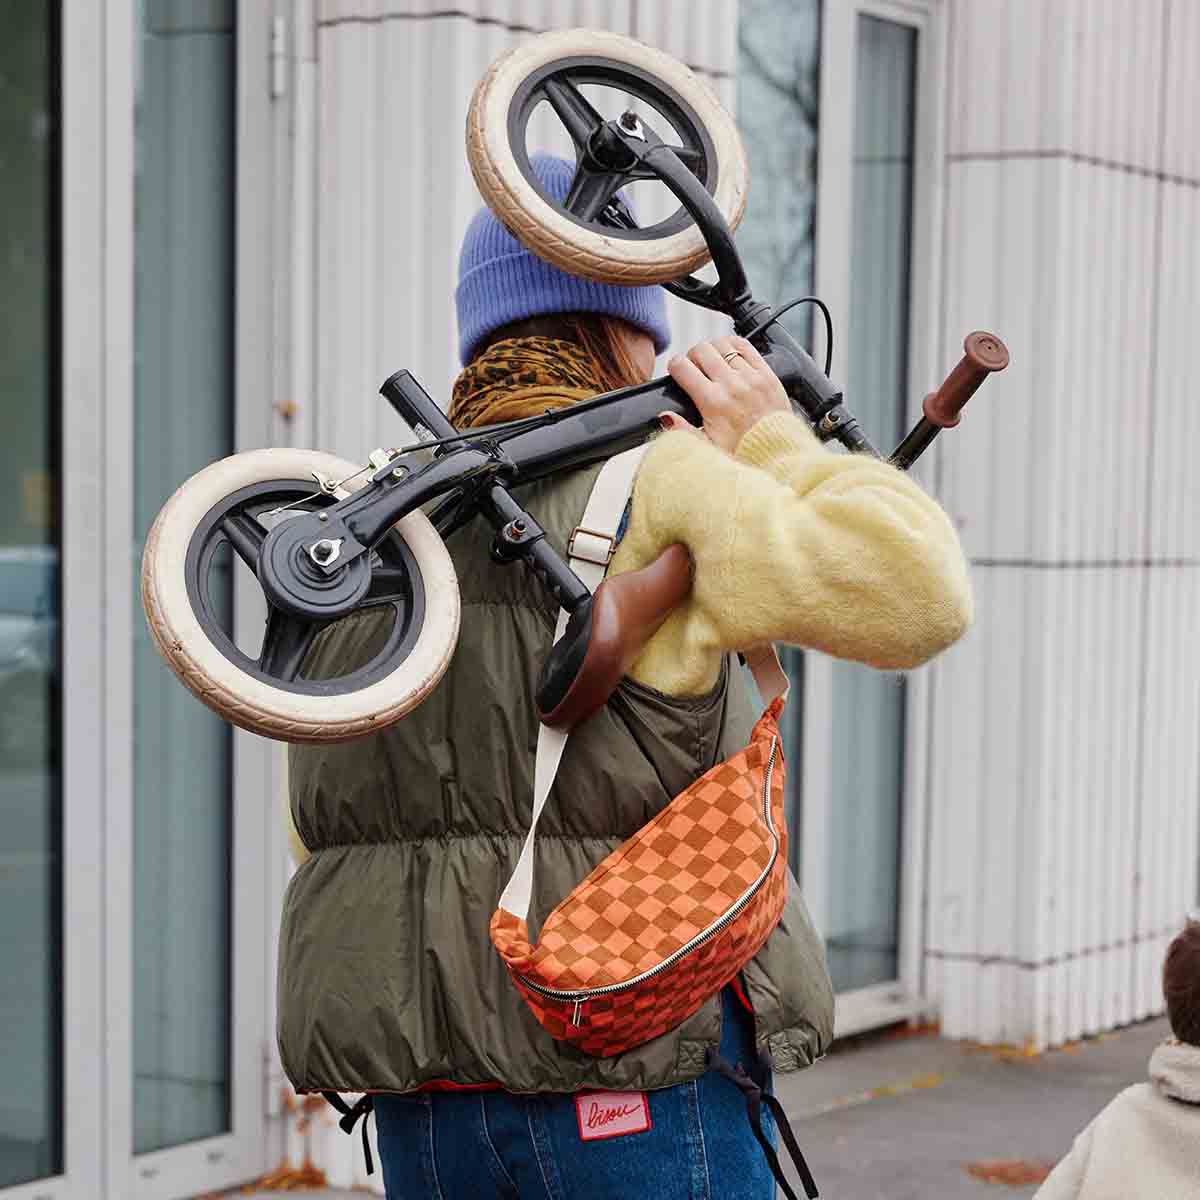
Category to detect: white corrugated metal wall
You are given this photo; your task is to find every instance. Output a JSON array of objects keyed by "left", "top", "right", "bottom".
[{"left": 925, "top": 0, "right": 1200, "bottom": 1049}]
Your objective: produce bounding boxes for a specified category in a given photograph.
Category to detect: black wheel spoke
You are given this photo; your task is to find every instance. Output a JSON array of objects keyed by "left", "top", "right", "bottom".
[
  {"left": 221, "top": 512, "right": 267, "bottom": 571},
  {"left": 564, "top": 166, "right": 627, "bottom": 222},
  {"left": 542, "top": 76, "right": 605, "bottom": 149},
  {"left": 188, "top": 478, "right": 426, "bottom": 697},
  {"left": 365, "top": 565, "right": 411, "bottom": 605},
  {"left": 259, "top": 607, "right": 322, "bottom": 682}
]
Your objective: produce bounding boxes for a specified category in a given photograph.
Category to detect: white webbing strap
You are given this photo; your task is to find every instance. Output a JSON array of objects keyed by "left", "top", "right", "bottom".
[
  {"left": 495, "top": 446, "right": 789, "bottom": 922},
  {"left": 743, "top": 642, "right": 790, "bottom": 707},
  {"left": 560, "top": 444, "right": 649, "bottom": 592},
  {"left": 499, "top": 705, "right": 570, "bottom": 925},
  {"left": 498, "top": 446, "right": 648, "bottom": 921}
]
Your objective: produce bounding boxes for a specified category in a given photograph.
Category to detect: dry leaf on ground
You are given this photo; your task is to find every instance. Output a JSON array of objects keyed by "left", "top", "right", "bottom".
[
  {"left": 965, "top": 1159, "right": 1054, "bottom": 1186},
  {"left": 240, "top": 1160, "right": 329, "bottom": 1191}
]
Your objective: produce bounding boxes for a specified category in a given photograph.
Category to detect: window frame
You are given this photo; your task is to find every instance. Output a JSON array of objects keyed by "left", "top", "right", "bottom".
[
  {"left": 808, "top": 0, "right": 947, "bottom": 1037},
  {"left": 8, "top": 4, "right": 281, "bottom": 1199}
]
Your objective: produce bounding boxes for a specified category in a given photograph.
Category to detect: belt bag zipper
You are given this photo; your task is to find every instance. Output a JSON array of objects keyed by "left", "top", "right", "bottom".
[{"left": 516, "top": 736, "right": 780, "bottom": 1025}]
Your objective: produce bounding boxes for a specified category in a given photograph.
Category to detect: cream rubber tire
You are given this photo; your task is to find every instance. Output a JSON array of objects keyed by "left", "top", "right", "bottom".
[
  {"left": 141, "top": 447, "right": 460, "bottom": 743},
  {"left": 466, "top": 28, "right": 749, "bottom": 285}
]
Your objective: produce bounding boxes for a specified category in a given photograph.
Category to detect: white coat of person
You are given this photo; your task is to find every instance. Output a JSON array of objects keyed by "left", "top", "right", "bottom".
[{"left": 1035, "top": 921, "right": 1200, "bottom": 1200}]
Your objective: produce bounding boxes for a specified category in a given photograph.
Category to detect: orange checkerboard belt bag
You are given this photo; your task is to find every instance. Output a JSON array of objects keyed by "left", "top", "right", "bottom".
[{"left": 489, "top": 447, "right": 792, "bottom": 1058}]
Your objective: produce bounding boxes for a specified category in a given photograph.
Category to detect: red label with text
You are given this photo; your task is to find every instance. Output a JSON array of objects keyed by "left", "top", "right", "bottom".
[{"left": 575, "top": 1091, "right": 652, "bottom": 1141}]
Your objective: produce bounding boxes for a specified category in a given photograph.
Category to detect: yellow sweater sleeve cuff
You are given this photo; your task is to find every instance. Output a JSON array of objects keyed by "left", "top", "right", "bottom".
[{"left": 734, "top": 411, "right": 824, "bottom": 476}]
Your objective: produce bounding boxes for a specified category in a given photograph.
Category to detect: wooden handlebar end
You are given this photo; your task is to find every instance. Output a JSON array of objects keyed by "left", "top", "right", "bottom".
[
  {"left": 963, "top": 330, "right": 1009, "bottom": 373},
  {"left": 922, "top": 330, "right": 1009, "bottom": 429}
]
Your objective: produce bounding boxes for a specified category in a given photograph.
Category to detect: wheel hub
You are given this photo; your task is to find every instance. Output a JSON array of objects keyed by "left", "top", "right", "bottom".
[
  {"left": 259, "top": 517, "right": 370, "bottom": 619},
  {"left": 587, "top": 117, "right": 640, "bottom": 170}
]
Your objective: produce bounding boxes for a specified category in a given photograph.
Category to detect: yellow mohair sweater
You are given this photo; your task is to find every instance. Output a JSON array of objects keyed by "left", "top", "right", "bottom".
[
  {"left": 611, "top": 410, "right": 973, "bottom": 695},
  {"left": 285, "top": 406, "right": 972, "bottom": 863}
]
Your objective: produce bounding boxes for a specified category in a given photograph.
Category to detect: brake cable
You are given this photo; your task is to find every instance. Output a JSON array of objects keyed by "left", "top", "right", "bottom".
[{"left": 741, "top": 295, "right": 834, "bottom": 377}]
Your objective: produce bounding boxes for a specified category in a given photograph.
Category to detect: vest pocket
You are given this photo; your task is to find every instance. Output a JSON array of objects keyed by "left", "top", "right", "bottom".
[{"left": 614, "top": 653, "right": 729, "bottom": 711}]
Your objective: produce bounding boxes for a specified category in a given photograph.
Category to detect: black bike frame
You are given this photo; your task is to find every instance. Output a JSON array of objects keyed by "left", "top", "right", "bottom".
[{"left": 259, "top": 111, "right": 939, "bottom": 624}]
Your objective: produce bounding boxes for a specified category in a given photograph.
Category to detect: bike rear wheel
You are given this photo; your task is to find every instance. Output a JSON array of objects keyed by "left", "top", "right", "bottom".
[{"left": 140, "top": 448, "right": 460, "bottom": 743}]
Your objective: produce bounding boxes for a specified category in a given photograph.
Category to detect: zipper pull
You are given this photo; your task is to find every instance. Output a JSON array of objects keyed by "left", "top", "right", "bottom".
[{"left": 571, "top": 998, "right": 584, "bottom": 1027}]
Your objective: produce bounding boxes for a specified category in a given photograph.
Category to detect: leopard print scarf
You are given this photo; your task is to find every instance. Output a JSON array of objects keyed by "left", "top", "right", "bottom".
[{"left": 448, "top": 336, "right": 605, "bottom": 429}]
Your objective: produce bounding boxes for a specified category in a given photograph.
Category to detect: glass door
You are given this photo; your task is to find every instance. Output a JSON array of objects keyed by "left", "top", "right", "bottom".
[
  {"left": 121, "top": 2, "right": 274, "bottom": 1196},
  {"left": 0, "top": 3, "right": 63, "bottom": 1188},
  {"left": 736, "top": 0, "right": 937, "bottom": 1031},
  {"left": 806, "top": 0, "right": 938, "bottom": 1033},
  {"left": 825, "top": 12, "right": 918, "bottom": 995},
  {"left": 131, "top": 0, "right": 236, "bottom": 1159}
]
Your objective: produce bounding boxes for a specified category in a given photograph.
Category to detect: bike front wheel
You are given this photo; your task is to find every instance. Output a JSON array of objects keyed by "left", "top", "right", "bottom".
[
  {"left": 467, "top": 28, "right": 748, "bottom": 285},
  {"left": 141, "top": 448, "right": 460, "bottom": 743}
]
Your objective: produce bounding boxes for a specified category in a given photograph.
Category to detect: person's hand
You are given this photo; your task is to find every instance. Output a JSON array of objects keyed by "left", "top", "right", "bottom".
[{"left": 660, "top": 335, "right": 790, "bottom": 455}]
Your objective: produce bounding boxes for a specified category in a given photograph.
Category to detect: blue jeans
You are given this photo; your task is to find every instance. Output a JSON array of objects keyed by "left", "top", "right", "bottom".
[{"left": 373, "top": 990, "right": 776, "bottom": 1199}]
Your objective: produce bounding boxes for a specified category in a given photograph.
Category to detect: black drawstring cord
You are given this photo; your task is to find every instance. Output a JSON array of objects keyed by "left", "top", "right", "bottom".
[
  {"left": 322, "top": 1091, "right": 375, "bottom": 1175},
  {"left": 706, "top": 1050, "right": 819, "bottom": 1200},
  {"left": 760, "top": 1090, "right": 819, "bottom": 1198}
]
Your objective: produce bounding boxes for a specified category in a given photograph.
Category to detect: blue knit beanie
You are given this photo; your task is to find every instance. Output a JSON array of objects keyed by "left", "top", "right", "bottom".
[{"left": 456, "top": 153, "right": 671, "bottom": 365}]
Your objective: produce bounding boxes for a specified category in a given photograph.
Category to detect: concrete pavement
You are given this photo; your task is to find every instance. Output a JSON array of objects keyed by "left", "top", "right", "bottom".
[{"left": 772, "top": 1016, "right": 1168, "bottom": 1199}]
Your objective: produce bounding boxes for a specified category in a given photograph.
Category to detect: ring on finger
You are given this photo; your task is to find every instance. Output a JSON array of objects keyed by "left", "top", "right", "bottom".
[{"left": 722, "top": 350, "right": 746, "bottom": 367}]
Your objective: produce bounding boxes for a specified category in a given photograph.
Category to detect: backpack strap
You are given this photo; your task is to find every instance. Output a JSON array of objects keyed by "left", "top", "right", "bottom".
[
  {"left": 497, "top": 445, "right": 647, "bottom": 922},
  {"left": 559, "top": 444, "right": 648, "bottom": 594}
]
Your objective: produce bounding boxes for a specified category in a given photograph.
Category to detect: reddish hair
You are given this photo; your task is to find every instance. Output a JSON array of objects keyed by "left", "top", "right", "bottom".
[
  {"left": 475, "top": 313, "right": 650, "bottom": 392},
  {"left": 1163, "top": 921, "right": 1200, "bottom": 1044}
]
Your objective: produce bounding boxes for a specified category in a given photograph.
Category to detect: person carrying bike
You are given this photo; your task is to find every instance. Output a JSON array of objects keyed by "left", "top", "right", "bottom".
[{"left": 278, "top": 153, "right": 974, "bottom": 1199}]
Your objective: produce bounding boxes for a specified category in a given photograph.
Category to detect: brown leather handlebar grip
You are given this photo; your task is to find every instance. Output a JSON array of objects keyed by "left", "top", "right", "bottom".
[
  {"left": 537, "top": 544, "right": 693, "bottom": 730},
  {"left": 922, "top": 331, "right": 1009, "bottom": 428}
]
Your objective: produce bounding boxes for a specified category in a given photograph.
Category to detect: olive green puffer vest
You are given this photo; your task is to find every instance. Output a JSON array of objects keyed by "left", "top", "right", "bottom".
[{"left": 278, "top": 461, "right": 834, "bottom": 1095}]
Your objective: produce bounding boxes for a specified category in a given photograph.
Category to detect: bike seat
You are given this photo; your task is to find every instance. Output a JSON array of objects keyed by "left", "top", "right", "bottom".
[{"left": 536, "top": 543, "right": 693, "bottom": 730}]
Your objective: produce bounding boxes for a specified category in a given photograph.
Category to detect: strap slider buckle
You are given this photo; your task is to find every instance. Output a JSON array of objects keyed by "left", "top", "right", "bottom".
[{"left": 567, "top": 526, "right": 617, "bottom": 567}]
